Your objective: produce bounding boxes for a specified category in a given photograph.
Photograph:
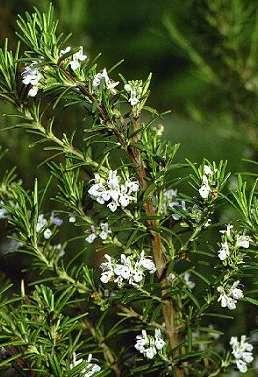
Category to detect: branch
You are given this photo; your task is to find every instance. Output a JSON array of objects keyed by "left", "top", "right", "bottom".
[
  {"left": 83, "top": 318, "right": 122, "bottom": 377},
  {"left": 128, "top": 116, "right": 183, "bottom": 376}
]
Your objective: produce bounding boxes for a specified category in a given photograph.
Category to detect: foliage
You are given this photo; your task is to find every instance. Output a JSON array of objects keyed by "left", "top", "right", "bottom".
[
  {"left": 164, "top": 0, "right": 258, "bottom": 155},
  {"left": 0, "top": 4, "right": 257, "bottom": 377}
]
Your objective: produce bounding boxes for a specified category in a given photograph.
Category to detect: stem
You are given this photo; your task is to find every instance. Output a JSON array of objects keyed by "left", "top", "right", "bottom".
[
  {"left": 31, "top": 119, "right": 104, "bottom": 171},
  {"left": 60, "top": 70, "right": 184, "bottom": 375},
  {"left": 32, "top": 245, "right": 89, "bottom": 293},
  {"left": 128, "top": 116, "right": 183, "bottom": 376},
  {"left": 84, "top": 319, "right": 122, "bottom": 377}
]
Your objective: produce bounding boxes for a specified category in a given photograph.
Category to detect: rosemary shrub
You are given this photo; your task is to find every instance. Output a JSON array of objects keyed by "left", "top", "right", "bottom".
[{"left": 0, "top": 4, "right": 257, "bottom": 377}]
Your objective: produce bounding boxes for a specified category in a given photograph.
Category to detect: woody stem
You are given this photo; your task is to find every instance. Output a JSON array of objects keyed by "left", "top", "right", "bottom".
[{"left": 128, "top": 116, "right": 183, "bottom": 376}]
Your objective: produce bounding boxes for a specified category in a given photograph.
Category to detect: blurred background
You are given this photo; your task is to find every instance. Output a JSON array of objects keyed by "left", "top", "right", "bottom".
[
  {"left": 1, "top": 0, "right": 258, "bottom": 178},
  {"left": 0, "top": 0, "right": 258, "bottom": 375}
]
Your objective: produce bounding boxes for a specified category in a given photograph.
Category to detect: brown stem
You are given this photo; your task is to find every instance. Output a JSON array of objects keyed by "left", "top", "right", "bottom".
[
  {"left": 128, "top": 117, "right": 183, "bottom": 376},
  {"left": 64, "top": 71, "right": 183, "bottom": 375}
]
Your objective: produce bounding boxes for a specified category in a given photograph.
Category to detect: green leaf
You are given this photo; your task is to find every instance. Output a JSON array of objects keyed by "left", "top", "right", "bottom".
[{"left": 243, "top": 296, "right": 258, "bottom": 306}]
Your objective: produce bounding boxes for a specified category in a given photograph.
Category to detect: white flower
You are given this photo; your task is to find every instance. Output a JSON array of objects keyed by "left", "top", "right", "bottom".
[
  {"left": 0, "top": 207, "right": 8, "bottom": 219},
  {"left": 230, "top": 281, "right": 244, "bottom": 300},
  {"left": 220, "top": 224, "right": 233, "bottom": 237},
  {"left": 226, "top": 224, "right": 234, "bottom": 237},
  {"left": 217, "top": 225, "right": 250, "bottom": 266},
  {"left": 100, "top": 270, "right": 113, "bottom": 284},
  {"left": 36, "top": 214, "right": 53, "bottom": 239},
  {"left": 124, "top": 82, "right": 143, "bottom": 106},
  {"left": 184, "top": 272, "right": 195, "bottom": 289},
  {"left": 154, "top": 329, "right": 166, "bottom": 350},
  {"left": 69, "top": 215, "right": 76, "bottom": 223},
  {"left": 125, "top": 180, "right": 139, "bottom": 194},
  {"left": 43, "top": 228, "right": 52, "bottom": 240},
  {"left": 70, "top": 46, "right": 87, "bottom": 71},
  {"left": 135, "top": 329, "right": 165, "bottom": 359},
  {"left": 135, "top": 330, "right": 149, "bottom": 353},
  {"left": 36, "top": 214, "right": 48, "bottom": 232},
  {"left": 236, "top": 235, "right": 250, "bottom": 249},
  {"left": 100, "top": 254, "right": 114, "bottom": 284},
  {"left": 128, "top": 91, "right": 139, "bottom": 106},
  {"left": 84, "top": 354, "right": 101, "bottom": 377},
  {"left": 70, "top": 353, "right": 101, "bottom": 377},
  {"left": 236, "top": 360, "right": 248, "bottom": 373},
  {"left": 85, "top": 226, "right": 98, "bottom": 244},
  {"left": 93, "top": 68, "right": 119, "bottom": 94},
  {"left": 107, "top": 201, "right": 118, "bottom": 212},
  {"left": 99, "top": 222, "right": 112, "bottom": 240},
  {"left": 96, "top": 71, "right": 107, "bottom": 88},
  {"left": 217, "top": 281, "right": 243, "bottom": 310},
  {"left": 138, "top": 251, "right": 156, "bottom": 273},
  {"left": 217, "top": 286, "right": 237, "bottom": 310},
  {"left": 230, "top": 336, "right": 253, "bottom": 373},
  {"left": 236, "top": 359, "right": 248, "bottom": 373},
  {"left": 145, "top": 347, "right": 157, "bottom": 359},
  {"left": 198, "top": 165, "right": 216, "bottom": 199},
  {"left": 114, "top": 255, "right": 132, "bottom": 280},
  {"left": 28, "top": 86, "right": 39, "bottom": 97},
  {"left": 85, "top": 224, "right": 111, "bottom": 244},
  {"left": 22, "top": 62, "right": 42, "bottom": 97},
  {"left": 22, "top": 64, "right": 41, "bottom": 85},
  {"left": 119, "top": 194, "right": 130, "bottom": 208},
  {"left": 204, "top": 218, "right": 212, "bottom": 227},
  {"left": 199, "top": 181, "right": 211, "bottom": 199},
  {"left": 203, "top": 164, "right": 213, "bottom": 175},
  {"left": 132, "top": 269, "right": 144, "bottom": 283},
  {"left": 60, "top": 46, "right": 71, "bottom": 55},
  {"left": 100, "top": 252, "right": 155, "bottom": 287},
  {"left": 88, "top": 170, "right": 139, "bottom": 212},
  {"left": 218, "top": 241, "right": 230, "bottom": 260}
]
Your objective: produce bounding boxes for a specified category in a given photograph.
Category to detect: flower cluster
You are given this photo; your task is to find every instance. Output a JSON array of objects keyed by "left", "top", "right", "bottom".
[
  {"left": 21, "top": 62, "right": 42, "bottom": 97},
  {"left": 36, "top": 212, "right": 62, "bottom": 240},
  {"left": 70, "top": 46, "right": 87, "bottom": 71},
  {"left": 230, "top": 336, "right": 253, "bottom": 373},
  {"left": 60, "top": 46, "right": 87, "bottom": 71},
  {"left": 124, "top": 80, "right": 143, "bottom": 106},
  {"left": 88, "top": 170, "right": 139, "bottom": 212},
  {"left": 218, "top": 224, "right": 250, "bottom": 262},
  {"left": 135, "top": 329, "right": 166, "bottom": 359},
  {"left": 70, "top": 353, "right": 101, "bottom": 377},
  {"left": 92, "top": 68, "right": 119, "bottom": 95},
  {"left": 198, "top": 164, "right": 217, "bottom": 199},
  {"left": 217, "top": 281, "right": 243, "bottom": 310},
  {"left": 100, "top": 251, "right": 156, "bottom": 287},
  {"left": 85, "top": 222, "right": 111, "bottom": 243}
]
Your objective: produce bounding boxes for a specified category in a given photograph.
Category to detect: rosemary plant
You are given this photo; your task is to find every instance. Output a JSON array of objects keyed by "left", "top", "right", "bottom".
[{"left": 0, "top": 4, "right": 257, "bottom": 377}]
